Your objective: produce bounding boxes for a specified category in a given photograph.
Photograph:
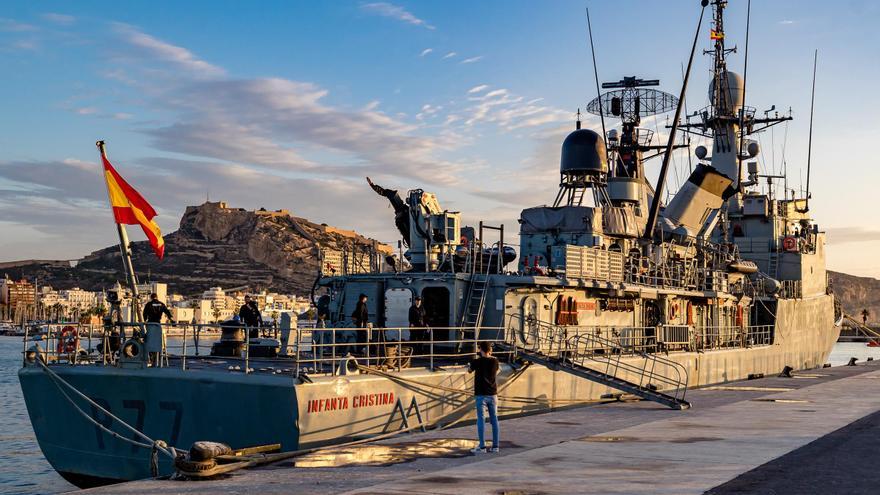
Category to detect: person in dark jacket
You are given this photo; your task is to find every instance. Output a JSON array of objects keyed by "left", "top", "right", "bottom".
[
  {"left": 352, "top": 294, "right": 370, "bottom": 353},
  {"left": 143, "top": 293, "right": 173, "bottom": 323},
  {"left": 408, "top": 296, "right": 427, "bottom": 353},
  {"left": 142, "top": 293, "right": 173, "bottom": 366},
  {"left": 468, "top": 341, "right": 500, "bottom": 454},
  {"left": 239, "top": 295, "right": 263, "bottom": 338}
]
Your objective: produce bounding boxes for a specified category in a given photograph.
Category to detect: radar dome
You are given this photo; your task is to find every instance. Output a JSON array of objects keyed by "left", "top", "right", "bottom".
[
  {"left": 747, "top": 141, "right": 760, "bottom": 157},
  {"left": 708, "top": 71, "right": 745, "bottom": 113},
  {"left": 560, "top": 128, "right": 608, "bottom": 176}
]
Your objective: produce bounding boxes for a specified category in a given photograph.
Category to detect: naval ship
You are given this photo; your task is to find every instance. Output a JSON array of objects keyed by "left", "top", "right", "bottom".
[{"left": 18, "top": 0, "right": 838, "bottom": 487}]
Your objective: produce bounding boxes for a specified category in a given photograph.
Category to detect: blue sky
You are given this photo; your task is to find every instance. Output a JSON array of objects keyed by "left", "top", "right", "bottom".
[{"left": 1, "top": 1, "right": 879, "bottom": 276}]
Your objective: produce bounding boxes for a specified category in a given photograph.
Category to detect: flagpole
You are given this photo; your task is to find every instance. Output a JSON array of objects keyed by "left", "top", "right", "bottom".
[{"left": 96, "top": 140, "right": 142, "bottom": 323}]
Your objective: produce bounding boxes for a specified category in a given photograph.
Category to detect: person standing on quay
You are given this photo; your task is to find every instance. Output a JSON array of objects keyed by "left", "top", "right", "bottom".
[{"left": 468, "top": 341, "right": 500, "bottom": 454}]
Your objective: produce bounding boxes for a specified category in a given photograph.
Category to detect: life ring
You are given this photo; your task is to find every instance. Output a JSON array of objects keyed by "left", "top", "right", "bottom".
[
  {"left": 783, "top": 236, "right": 797, "bottom": 252},
  {"left": 57, "top": 326, "right": 79, "bottom": 354},
  {"left": 669, "top": 302, "right": 679, "bottom": 319}
]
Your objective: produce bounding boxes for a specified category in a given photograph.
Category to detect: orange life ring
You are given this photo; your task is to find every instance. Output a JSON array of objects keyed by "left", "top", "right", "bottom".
[
  {"left": 783, "top": 236, "right": 797, "bottom": 252},
  {"left": 57, "top": 325, "right": 79, "bottom": 354},
  {"left": 670, "top": 302, "right": 679, "bottom": 319}
]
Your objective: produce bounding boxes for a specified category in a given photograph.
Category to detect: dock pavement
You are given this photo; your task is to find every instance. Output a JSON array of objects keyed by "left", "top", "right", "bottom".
[{"left": 82, "top": 360, "right": 880, "bottom": 495}]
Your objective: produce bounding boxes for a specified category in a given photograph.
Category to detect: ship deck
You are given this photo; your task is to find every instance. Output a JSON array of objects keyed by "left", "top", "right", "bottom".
[{"left": 81, "top": 359, "right": 880, "bottom": 495}]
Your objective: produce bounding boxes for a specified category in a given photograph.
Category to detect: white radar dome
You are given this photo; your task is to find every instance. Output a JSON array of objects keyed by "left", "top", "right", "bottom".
[{"left": 708, "top": 71, "right": 745, "bottom": 113}]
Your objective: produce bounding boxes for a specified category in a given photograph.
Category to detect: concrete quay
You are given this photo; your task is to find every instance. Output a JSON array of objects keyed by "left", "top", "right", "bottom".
[{"left": 83, "top": 360, "right": 880, "bottom": 495}]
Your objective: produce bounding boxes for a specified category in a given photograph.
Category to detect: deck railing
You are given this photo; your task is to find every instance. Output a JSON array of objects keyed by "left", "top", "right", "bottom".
[{"left": 22, "top": 321, "right": 512, "bottom": 377}]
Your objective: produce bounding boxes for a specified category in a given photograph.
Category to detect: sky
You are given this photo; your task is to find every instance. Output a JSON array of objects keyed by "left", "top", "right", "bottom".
[{"left": 1, "top": 1, "right": 879, "bottom": 276}]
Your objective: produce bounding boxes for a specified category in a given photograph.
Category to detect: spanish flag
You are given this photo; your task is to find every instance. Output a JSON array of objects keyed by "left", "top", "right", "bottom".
[
  {"left": 102, "top": 155, "right": 165, "bottom": 259},
  {"left": 710, "top": 30, "right": 724, "bottom": 40}
]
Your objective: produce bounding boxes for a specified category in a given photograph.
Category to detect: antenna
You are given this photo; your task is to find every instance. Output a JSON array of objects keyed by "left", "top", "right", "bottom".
[
  {"left": 586, "top": 8, "right": 607, "bottom": 147},
  {"left": 736, "top": 0, "right": 752, "bottom": 190},
  {"left": 643, "top": 0, "right": 709, "bottom": 240},
  {"left": 800, "top": 49, "right": 818, "bottom": 213}
]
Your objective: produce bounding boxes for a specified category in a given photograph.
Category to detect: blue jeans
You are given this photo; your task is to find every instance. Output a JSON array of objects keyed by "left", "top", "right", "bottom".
[{"left": 475, "top": 395, "right": 499, "bottom": 449}]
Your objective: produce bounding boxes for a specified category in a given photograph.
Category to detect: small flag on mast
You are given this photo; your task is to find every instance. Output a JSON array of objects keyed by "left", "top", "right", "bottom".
[
  {"left": 710, "top": 29, "right": 724, "bottom": 40},
  {"left": 101, "top": 153, "right": 165, "bottom": 259}
]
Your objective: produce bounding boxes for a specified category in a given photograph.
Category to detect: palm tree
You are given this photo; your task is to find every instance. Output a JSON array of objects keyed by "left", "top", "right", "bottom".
[{"left": 862, "top": 308, "right": 870, "bottom": 326}]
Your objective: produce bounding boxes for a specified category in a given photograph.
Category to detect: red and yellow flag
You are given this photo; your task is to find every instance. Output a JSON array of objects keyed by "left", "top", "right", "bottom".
[
  {"left": 710, "top": 30, "right": 724, "bottom": 40},
  {"left": 102, "top": 156, "right": 165, "bottom": 259}
]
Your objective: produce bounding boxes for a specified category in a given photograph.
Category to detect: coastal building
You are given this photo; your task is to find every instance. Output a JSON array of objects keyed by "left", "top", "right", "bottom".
[
  {"left": 201, "top": 287, "right": 227, "bottom": 310},
  {"left": 136, "top": 282, "right": 168, "bottom": 303}
]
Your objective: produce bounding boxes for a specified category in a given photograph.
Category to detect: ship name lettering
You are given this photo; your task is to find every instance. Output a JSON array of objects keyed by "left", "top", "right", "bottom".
[{"left": 306, "top": 392, "right": 395, "bottom": 414}]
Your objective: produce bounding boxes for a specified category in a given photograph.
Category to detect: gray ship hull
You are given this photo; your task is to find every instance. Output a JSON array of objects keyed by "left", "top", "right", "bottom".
[{"left": 19, "top": 294, "right": 837, "bottom": 486}]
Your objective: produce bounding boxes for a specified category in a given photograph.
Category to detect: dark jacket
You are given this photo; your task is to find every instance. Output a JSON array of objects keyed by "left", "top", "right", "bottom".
[
  {"left": 408, "top": 304, "right": 426, "bottom": 327},
  {"left": 469, "top": 355, "right": 499, "bottom": 396},
  {"left": 143, "top": 299, "right": 172, "bottom": 323},
  {"left": 352, "top": 301, "right": 369, "bottom": 327},
  {"left": 239, "top": 301, "right": 262, "bottom": 327}
]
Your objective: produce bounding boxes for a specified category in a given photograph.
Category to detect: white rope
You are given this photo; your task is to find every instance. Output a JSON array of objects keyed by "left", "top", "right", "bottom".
[{"left": 36, "top": 356, "right": 175, "bottom": 460}]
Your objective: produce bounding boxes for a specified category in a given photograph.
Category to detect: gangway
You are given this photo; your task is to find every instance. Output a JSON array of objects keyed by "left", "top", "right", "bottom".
[{"left": 505, "top": 318, "right": 691, "bottom": 410}]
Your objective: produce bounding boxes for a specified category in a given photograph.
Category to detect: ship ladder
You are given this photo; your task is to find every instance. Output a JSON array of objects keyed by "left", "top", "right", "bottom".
[
  {"left": 504, "top": 322, "right": 691, "bottom": 410},
  {"left": 458, "top": 248, "right": 495, "bottom": 346}
]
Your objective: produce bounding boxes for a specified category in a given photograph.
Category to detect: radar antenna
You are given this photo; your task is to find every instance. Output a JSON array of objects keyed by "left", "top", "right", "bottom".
[{"left": 798, "top": 49, "right": 818, "bottom": 213}]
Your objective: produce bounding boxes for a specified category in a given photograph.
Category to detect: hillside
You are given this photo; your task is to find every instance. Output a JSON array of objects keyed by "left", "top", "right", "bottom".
[
  {"left": 0, "top": 201, "right": 390, "bottom": 296},
  {"left": 828, "top": 271, "right": 880, "bottom": 324}
]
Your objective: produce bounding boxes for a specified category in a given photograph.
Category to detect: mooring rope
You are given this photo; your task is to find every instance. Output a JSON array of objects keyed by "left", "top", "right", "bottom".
[
  {"left": 35, "top": 356, "right": 176, "bottom": 469},
  {"left": 176, "top": 361, "right": 535, "bottom": 477}
]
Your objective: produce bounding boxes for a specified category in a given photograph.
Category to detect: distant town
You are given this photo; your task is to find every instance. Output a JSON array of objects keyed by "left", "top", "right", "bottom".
[{"left": 0, "top": 276, "right": 312, "bottom": 326}]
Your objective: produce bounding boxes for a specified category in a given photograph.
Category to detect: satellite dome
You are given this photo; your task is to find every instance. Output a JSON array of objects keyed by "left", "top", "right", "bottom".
[
  {"left": 560, "top": 128, "right": 608, "bottom": 176},
  {"left": 708, "top": 70, "right": 745, "bottom": 113}
]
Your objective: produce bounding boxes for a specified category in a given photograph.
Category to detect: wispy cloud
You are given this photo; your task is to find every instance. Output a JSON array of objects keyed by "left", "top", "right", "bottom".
[
  {"left": 112, "top": 22, "right": 226, "bottom": 78},
  {"left": 0, "top": 18, "right": 36, "bottom": 32},
  {"left": 361, "top": 2, "right": 435, "bottom": 30},
  {"left": 461, "top": 86, "right": 570, "bottom": 130},
  {"left": 442, "top": 51, "right": 457, "bottom": 59},
  {"left": 460, "top": 56, "right": 483, "bottom": 64},
  {"left": 419, "top": 48, "right": 433, "bottom": 57},
  {"left": 778, "top": 19, "right": 796, "bottom": 25},
  {"left": 75, "top": 107, "right": 98, "bottom": 115},
  {"left": 10, "top": 40, "right": 38, "bottom": 51},
  {"left": 827, "top": 227, "right": 880, "bottom": 245},
  {"left": 105, "top": 25, "right": 466, "bottom": 185},
  {"left": 41, "top": 13, "right": 76, "bottom": 25}
]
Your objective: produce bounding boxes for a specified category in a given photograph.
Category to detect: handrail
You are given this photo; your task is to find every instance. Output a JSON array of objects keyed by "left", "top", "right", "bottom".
[
  {"left": 507, "top": 316, "right": 689, "bottom": 401},
  {"left": 24, "top": 322, "right": 512, "bottom": 377}
]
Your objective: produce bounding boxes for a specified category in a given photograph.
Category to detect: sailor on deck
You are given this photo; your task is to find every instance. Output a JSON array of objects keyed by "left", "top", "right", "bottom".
[
  {"left": 142, "top": 293, "right": 173, "bottom": 366},
  {"left": 239, "top": 295, "right": 263, "bottom": 339}
]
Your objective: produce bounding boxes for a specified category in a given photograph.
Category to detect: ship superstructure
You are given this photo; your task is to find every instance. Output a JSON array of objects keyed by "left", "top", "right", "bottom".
[{"left": 18, "top": 1, "right": 838, "bottom": 487}]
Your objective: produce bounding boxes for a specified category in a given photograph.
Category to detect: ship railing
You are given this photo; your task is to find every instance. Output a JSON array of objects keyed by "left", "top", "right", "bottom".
[
  {"left": 26, "top": 321, "right": 517, "bottom": 374},
  {"left": 506, "top": 316, "right": 689, "bottom": 401},
  {"left": 507, "top": 315, "right": 774, "bottom": 356},
  {"left": 290, "top": 326, "right": 511, "bottom": 376},
  {"left": 24, "top": 321, "right": 232, "bottom": 367}
]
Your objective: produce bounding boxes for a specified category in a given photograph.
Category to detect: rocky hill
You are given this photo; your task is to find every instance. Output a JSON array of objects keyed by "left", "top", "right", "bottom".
[
  {"left": 828, "top": 271, "right": 880, "bottom": 324},
  {"left": 0, "top": 201, "right": 390, "bottom": 296}
]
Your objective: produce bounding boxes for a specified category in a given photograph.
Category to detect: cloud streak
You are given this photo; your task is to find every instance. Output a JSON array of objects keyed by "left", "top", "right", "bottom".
[{"left": 361, "top": 2, "right": 435, "bottom": 30}]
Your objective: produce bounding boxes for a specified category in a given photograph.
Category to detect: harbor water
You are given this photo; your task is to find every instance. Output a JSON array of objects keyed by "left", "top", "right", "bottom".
[{"left": 0, "top": 336, "right": 874, "bottom": 495}]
